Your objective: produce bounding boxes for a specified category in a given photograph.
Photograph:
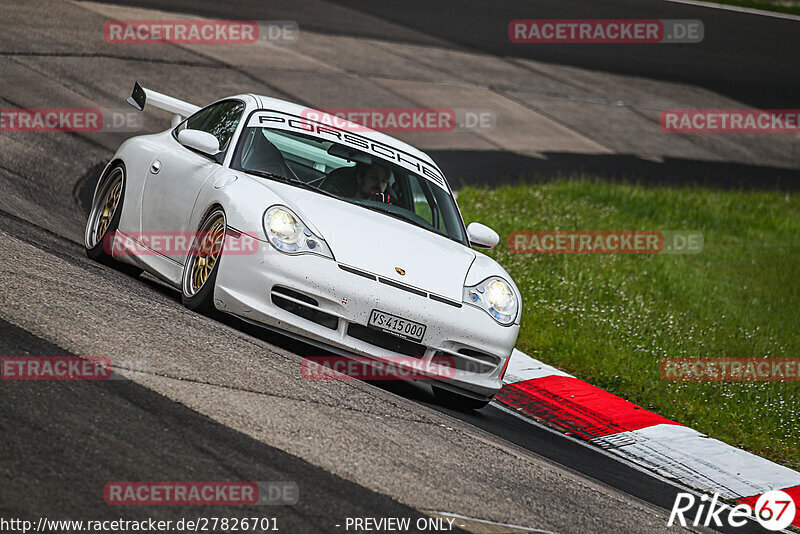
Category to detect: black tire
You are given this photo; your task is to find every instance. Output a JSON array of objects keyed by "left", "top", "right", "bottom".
[
  {"left": 432, "top": 385, "right": 491, "bottom": 411},
  {"left": 181, "top": 209, "right": 226, "bottom": 316},
  {"left": 84, "top": 164, "right": 142, "bottom": 276}
]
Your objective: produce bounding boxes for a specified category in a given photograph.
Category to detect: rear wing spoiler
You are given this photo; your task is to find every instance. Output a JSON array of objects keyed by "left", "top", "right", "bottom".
[{"left": 126, "top": 81, "right": 200, "bottom": 127}]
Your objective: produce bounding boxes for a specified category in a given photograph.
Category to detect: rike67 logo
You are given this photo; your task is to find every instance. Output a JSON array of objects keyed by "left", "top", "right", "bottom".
[
  {"left": 753, "top": 492, "right": 797, "bottom": 531},
  {"left": 669, "top": 490, "right": 796, "bottom": 531}
]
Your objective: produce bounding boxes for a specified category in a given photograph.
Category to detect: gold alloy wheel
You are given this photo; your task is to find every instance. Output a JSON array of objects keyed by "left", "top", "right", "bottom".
[
  {"left": 95, "top": 178, "right": 122, "bottom": 242},
  {"left": 190, "top": 215, "right": 225, "bottom": 294}
]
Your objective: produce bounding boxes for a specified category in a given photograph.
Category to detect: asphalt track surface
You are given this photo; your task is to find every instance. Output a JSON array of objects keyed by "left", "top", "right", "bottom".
[
  {"left": 0, "top": 316, "right": 446, "bottom": 533},
  {"left": 90, "top": 0, "right": 800, "bottom": 190},
  {"left": 100, "top": 0, "right": 800, "bottom": 109},
  {"left": 0, "top": 1, "right": 793, "bottom": 533}
]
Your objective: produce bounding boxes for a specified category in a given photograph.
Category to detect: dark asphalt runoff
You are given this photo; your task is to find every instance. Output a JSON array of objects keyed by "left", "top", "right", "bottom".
[{"left": 0, "top": 317, "right": 460, "bottom": 534}]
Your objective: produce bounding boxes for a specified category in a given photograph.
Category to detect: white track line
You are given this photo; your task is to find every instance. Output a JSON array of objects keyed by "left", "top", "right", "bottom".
[
  {"left": 490, "top": 402, "right": 781, "bottom": 532},
  {"left": 596, "top": 424, "right": 800, "bottom": 500},
  {"left": 503, "top": 348, "right": 573, "bottom": 384},
  {"left": 663, "top": 0, "right": 800, "bottom": 21},
  {"left": 492, "top": 402, "right": 701, "bottom": 491},
  {"left": 502, "top": 351, "right": 800, "bottom": 499}
]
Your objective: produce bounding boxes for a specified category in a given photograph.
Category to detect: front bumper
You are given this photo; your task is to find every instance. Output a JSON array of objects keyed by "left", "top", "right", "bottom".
[{"left": 213, "top": 240, "right": 519, "bottom": 399}]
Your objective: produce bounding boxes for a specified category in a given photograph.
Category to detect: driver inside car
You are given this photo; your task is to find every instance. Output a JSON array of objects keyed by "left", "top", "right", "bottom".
[
  {"left": 355, "top": 163, "right": 391, "bottom": 202},
  {"left": 322, "top": 162, "right": 392, "bottom": 203}
]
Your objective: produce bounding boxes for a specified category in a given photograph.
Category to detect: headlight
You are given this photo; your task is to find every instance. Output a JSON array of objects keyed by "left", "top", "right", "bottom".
[
  {"left": 263, "top": 205, "right": 333, "bottom": 259},
  {"left": 463, "top": 277, "right": 518, "bottom": 325}
]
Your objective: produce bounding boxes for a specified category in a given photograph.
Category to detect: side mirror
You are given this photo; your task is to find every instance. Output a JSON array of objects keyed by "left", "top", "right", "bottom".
[
  {"left": 178, "top": 129, "right": 220, "bottom": 156},
  {"left": 467, "top": 222, "right": 499, "bottom": 249}
]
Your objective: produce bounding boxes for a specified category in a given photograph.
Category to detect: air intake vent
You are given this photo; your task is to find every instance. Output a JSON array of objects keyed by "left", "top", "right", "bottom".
[
  {"left": 432, "top": 349, "right": 498, "bottom": 375},
  {"left": 347, "top": 323, "right": 426, "bottom": 358},
  {"left": 271, "top": 287, "right": 337, "bottom": 330}
]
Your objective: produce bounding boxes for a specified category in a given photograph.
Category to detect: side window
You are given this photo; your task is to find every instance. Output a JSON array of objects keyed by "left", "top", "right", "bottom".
[
  {"left": 409, "top": 177, "right": 433, "bottom": 225},
  {"left": 176, "top": 100, "right": 245, "bottom": 153},
  {"left": 409, "top": 176, "right": 445, "bottom": 231}
]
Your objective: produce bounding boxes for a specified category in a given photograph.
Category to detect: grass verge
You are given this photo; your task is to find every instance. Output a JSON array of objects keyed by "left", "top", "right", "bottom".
[{"left": 458, "top": 179, "right": 800, "bottom": 470}]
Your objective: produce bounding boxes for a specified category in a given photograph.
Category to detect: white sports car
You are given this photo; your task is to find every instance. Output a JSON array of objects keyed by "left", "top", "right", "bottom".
[{"left": 85, "top": 82, "right": 521, "bottom": 409}]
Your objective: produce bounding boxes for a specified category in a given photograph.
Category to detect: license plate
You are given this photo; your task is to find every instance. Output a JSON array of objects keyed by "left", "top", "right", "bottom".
[{"left": 368, "top": 310, "right": 426, "bottom": 343}]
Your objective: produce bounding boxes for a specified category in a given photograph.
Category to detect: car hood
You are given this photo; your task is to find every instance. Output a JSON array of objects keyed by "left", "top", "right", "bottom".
[{"left": 266, "top": 181, "right": 475, "bottom": 300}]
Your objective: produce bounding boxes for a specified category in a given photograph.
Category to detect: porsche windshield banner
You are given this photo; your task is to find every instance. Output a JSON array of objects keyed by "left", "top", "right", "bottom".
[{"left": 246, "top": 111, "right": 448, "bottom": 190}]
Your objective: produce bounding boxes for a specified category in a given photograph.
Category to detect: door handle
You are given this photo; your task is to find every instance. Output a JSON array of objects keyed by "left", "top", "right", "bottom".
[{"left": 150, "top": 159, "right": 161, "bottom": 174}]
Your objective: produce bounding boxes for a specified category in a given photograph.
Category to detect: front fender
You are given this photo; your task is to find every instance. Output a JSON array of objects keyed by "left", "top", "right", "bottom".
[{"left": 189, "top": 171, "right": 285, "bottom": 246}]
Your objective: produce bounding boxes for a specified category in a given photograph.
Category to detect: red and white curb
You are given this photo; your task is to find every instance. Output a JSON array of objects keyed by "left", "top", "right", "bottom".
[{"left": 498, "top": 349, "right": 800, "bottom": 528}]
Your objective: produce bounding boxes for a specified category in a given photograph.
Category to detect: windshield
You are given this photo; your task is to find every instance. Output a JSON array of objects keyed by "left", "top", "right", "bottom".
[{"left": 230, "top": 126, "right": 467, "bottom": 244}]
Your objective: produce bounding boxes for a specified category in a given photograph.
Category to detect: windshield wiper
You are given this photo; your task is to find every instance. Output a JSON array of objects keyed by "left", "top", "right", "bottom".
[
  {"left": 243, "top": 169, "right": 339, "bottom": 200},
  {"left": 243, "top": 169, "right": 294, "bottom": 183},
  {"left": 358, "top": 203, "right": 436, "bottom": 234}
]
